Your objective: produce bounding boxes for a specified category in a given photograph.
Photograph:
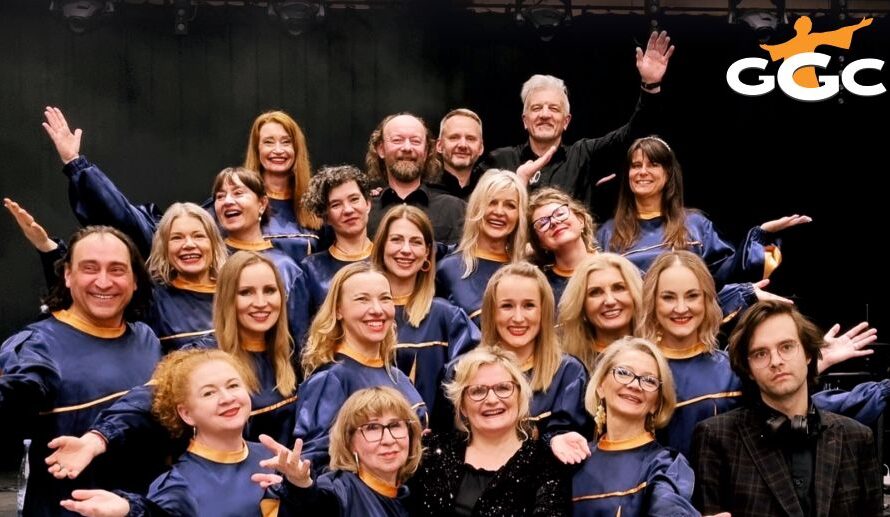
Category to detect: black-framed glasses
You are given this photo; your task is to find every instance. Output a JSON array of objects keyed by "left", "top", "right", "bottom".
[
  {"left": 357, "top": 420, "right": 410, "bottom": 442},
  {"left": 748, "top": 341, "right": 801, "bottom": 369},
  {"left": 532, "top": 204, "right": 570, "bottom": 232},
  {"left": 611, "top": 366, "right": 662, "bottom": 392},
  {"left": 464, "top": 381, "right": 518, "bottom": 402}
]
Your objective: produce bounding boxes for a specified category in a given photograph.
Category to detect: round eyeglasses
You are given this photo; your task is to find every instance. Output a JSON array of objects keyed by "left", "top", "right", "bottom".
[
  {"left": 464, "top": 381, "right": 518, "bottom": 402},
  {"left": 611, "top": 366, "right": 662, "bottom": 392},
  {"left": 357, "top": 420, "right": 410, "bottom": 443},
  {"left": 532, "top": 203, "right": 570, "bottom": 232},
  {"left": 748, "top": 341, "right": 801, "bottom": 369}
]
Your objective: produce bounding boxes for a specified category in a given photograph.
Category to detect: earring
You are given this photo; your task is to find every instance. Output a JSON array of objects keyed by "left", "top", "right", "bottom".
[
  {"left": 420, "top": 259, "right": 431, "bottom": 272},
  {"left": 353, "top": 451, "right": 360, "bottom": 469},
  {"left": 192, "top": 426, "right": 197, "bottom": 439},
  {"left": 594, "top": 400, "right": 607, "bottom": 436}
]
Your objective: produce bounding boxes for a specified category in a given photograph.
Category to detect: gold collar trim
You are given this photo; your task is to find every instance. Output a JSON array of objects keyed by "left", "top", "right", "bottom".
[
  {"left": 53, "top": 310, "right": 126, "bottom": 339},
  {"left": 329, "top": 241, "right": 373, "bottom": 261},
  {"left": 358, "top": 468, "right": 399, "bottom": 498},
  {"left": 598, "top": 432, "right": 655, "bottom": 451},
  {"left": 171, "top": 277, "right": 216, "bottom": 293},
  {"left": 188, "top": 439, "right": 249, "bottom": 464},
  {"left": 225, "top": 237, "right": 272, "bottom": 251}
]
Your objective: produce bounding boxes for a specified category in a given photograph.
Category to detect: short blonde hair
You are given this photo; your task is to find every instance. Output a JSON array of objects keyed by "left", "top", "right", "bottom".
[
  {"left": 584, "top": 337, "right": 676, "bottom": 437},
  {"left": 151, "top": 349, "right": 257, "bottom": 438},
  {"left": 444, "top": 346, "right": 533, "bottom": 437},
  {"left": 328, "top": 386, "right": 423, "bottom": 483},
  {"left": 558, "top": 253, "right": 643, "bottom": 371},
  {"left": 302, "top": 262, "right": 397, "bottom": 379},
  {"left": 456, "top": 169, "right": 528, "bottom": 277},
  {"left": 147, "top": 202, "right": 227, "bottom": 285},
  {"left": 639, "top": 251, "right": 723, "bottom": 352}
]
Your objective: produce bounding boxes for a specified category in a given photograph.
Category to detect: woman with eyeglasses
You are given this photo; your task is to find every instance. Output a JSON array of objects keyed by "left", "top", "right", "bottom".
[
  {"left": 571, "top": 337, "right": 702, "bottom": 516},
  {"left": 299, "top": 165, "right": 375, "bottom": 316},
  {"left": 598, "top": 136, "right": 811, "bottom": 315},
  {"left": 641, "top": 250, "right": 889, "bottom": 457},
  {"left": 436, "top": 169, "right": 528, "bottom": 325},
  {"left": 527, "top": 188, "right": 599, "bottom": 305},
  {"left": 295, "top": 262, "right": 426, "bottom": 473},
  {"left": 558, "top": 253, "right": 644, "bottom": 373},
  {"left": 42, "top": 107, "right": 322, "bottom": 260},
  {"left": 269, "top": 387, "right": 420, "bottom": 516},
  {"left": 370, "top": 205, "right": 480, "bottom": 417},
  {"left": 409, "top": 346, "right": 570, "bottom": 516}
]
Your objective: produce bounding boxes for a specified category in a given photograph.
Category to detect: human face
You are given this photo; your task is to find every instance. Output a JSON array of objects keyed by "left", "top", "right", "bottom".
[
  {"left": 493, "top": 275, "right": 542, "bottom": 354},
  {"left": 522, "top": 88, "right": 571, "bottom": 145},
  {"left": 235, "top": 263, "right": 282, "bottom": 342},
  {"left": 257, "top": 122, "right": 295, "bottom": 176},
  {"left": 376, "top": 115, "right": 428, "bottom": 184},
  {"left": 628, "top": 149, "right": 667, "bottom": 201},
  {"left": 168, "top": 216, "right": 213, "bottom": 284},
  {"left": 351, "top": 411, "right": 410, "bottom": 486},
  {"left": 177, "top": 360, "right": 251, "bottom": 437},
  {"left": 383, "top": 218, "right": 429, "bottom": 282},
  {"left": 338, "top": 272, "right": 395, "bottom": 350},
  {"left": 655, "top": 265, "right": 705, "bottom": 348},
  {"left": 747, "top": 314, "right": 810, "bottom": 406},
  {"left": 531, "top": 202, "right": 583, "bottom": 251},
  {"left": 481, "top": 189, "right": 520, "bottom": 244},
  {"left": 64, "top": 233, "right": 137, "bottom": 328},
  {"left": 214, "top": 176, "right": 268, "bottom": 236},
  {"left": 436, "top": 115, "right": 484, "bottom": 173},
  {"left": 585, "top": 267, "right": 635, "bottom": 336},
  {"left": 461, "top": 363, "right": 520, "bottom": 438},
  {"left": 596, "top": 349, "right": 661, "bottom": 427},
  {"left": 326, "top": 180, "right": 370, "bottom": 240}
]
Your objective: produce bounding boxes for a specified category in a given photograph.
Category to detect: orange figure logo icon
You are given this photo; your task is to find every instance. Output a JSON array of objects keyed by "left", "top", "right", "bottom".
[{"left": 760, "top": 16, "right": 873, "bottom": 88}]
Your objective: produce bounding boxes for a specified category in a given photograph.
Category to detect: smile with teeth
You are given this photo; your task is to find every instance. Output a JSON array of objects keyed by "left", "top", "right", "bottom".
[
  {"left": 223, "top": 209, "right": 242, "bottom": 219},
  {"left": 600, "top": 308, "right": 623, "bottom": 319},
  {"left": 507, "top": 326, "right": 528, "bottom": 336},
  {"left": 249, "top": 311, "right": 272, "bottom": 322},
  {"left": 671, "top": 315, "right": 693, "bottom": 325},
  {"left": 178, "top": 253, "right": 203, "bottom": 263},
  {"left": 481, "top": 408, "right": 506, "bottom": 417},
  {"left": 89, "top": 293, "right": 117, "bottom": 301},
  {"left": 393, "top": 257, "right": 416, "bottom": 268},
  {"left": 486, "top": 219, "right": 507, "bottom": 229},
  {"left": 618, "top": 393, "right": 643, "bottom": 404},
  {"left": 365, "top": 320, "right": 386, "bottom": 331}
]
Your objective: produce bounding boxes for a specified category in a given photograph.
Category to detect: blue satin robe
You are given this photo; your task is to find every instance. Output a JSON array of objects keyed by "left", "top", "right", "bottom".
[
  {"left": 294, "top": 351, "right": 427, "bottom": 472},
  {"left": 526, "top": 354, "right": 591, "bottom": 440},
  {"left": 0, "top": 312, "right": 161, "bottom": 516},
  {"left": 146, "top": 281, "right": 216, "bottom": 354},
  {"left": 436, "top": 252, "right": 509, "bottom": 325},
  {"left": 277, "top": 470, "right": 410, "bottom": 516},
  {"left": 299, "top": 246, "right": 372, "bottom": 316},
  {"left": 572, "top": 436, "right": 699, "bottom": 516}
]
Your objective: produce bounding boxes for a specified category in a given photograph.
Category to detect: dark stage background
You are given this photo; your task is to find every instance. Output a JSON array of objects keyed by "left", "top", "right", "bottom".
[{"left": 1, "top": 1, "right": 888, "bottom": 388}]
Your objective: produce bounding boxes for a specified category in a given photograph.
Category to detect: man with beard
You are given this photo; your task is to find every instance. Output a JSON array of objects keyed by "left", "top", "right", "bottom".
[
  {"left": 365, "top": 113, "right": 467, "bottom": 244},
  {"left": 430, "top": 108, "right": 486, "bottom": 201},
  {"left": 480, "top": 31, "right": 673, "bottom": 219}
]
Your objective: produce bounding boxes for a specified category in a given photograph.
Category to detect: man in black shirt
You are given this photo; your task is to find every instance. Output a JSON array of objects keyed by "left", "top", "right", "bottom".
[
  {"left": 365, "top": 113, "right": 467, "bottom": 244},
  {"left": 480, "top": 30, "right": 674, "bottom": 218},
  {"left": 430, "top": 108, "right": 486, "bottom": 201}
]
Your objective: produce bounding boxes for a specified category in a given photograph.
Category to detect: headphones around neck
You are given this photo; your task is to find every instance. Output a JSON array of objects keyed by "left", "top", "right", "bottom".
[{"left": 764, "top": 405, "right": 819, "bottom": 440}]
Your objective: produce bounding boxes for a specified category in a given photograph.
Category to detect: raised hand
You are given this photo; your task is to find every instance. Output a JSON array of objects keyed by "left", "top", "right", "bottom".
[
  {"left": 3, "top": 198, "right": 58, "bottom": 252},
  {"left": 45, "top": 433, "right": 107, "bottom": 480},
  {"left": 516, "top": 145, "right": 558, "bottom": 187},
  {"left": 42, "top": 106, "right": 82, "bottom": 164},
  {"left": 752, "top": 279, "right": 793, "bottom": 305},
  {"left": 59, "top": 489, "right": 129, "bottom": 517},
  {"left": 636, "top": 30, "right": 675, "bottom": 85},
  {"left": 760, "top": 214, "right": 812, "bottom": 233},
  {"left": 818, "top": 322, "right": 877, "bottom": 373},
  {"left": 254, "top": 434, "right": 313, "bottom": 488},
  {"left": 549, "top": 431, "right": 592, "bottom": 465}
]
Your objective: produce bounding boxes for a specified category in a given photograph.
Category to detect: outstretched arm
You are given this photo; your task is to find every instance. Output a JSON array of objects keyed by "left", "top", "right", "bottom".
[
  {"left": 42, "top": 106, "right": 82, "bottom": 165},
  {"left": 3, "top": 198, "right": 58, "bottom": 252}
]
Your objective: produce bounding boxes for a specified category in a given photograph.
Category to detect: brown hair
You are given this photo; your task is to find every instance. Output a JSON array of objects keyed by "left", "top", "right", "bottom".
[{"left": 365, "top": 113, "right": 441, "bottom": 184}]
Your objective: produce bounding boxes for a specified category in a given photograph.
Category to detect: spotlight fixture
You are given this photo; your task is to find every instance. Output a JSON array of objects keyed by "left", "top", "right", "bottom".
[
  {"left": 729, "top": 0, "right": 787, "bottom": 44},
  {"left": 268, "top": 1, "right": 326, "bottom": 37},
  {"left": 49, "top": 0, "right": 114, "bottom": 34},
  {"left": 173, "top": 0, "right": 195, "bottom": 36},
  {"left": 515, "top": 0, "right": 572, "bottom": 43}
]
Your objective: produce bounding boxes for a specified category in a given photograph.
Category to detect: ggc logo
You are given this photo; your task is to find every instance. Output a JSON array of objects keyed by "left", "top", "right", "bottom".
[{"left": 726, "top": 16, "right": 885, "bottom": 101}]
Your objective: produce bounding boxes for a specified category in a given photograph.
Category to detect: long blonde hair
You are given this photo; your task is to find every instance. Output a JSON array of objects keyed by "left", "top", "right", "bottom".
[
  {"left": 456, "top": 170, "right": 528, "bottom": 278},
  {"left": 328, "top": 387, "right": 423, "bottom": 483},
  {"left": 243, "top": 110, "right": 320, "bottom": 229},
  {"left": 213, "top": 251, "right": 296, "bottom": 396},
  {"left": 480, "top": 262, "right": 561, "bottom": 392},
  {"left": 371, "top": 205, "right": 435, "bottom": 327},
  {"left": 639, "top": 251, "right": 723, "bottom": 352},
  {"left": 146, "top": 202, "right": 227, "bottom": 285},
  {"left": 584, "top": 337, "right": 676, "bottom": 438},
  {"left": 526, "top": 187, "right": 597, "bottom": 266},
  {"left": 301, "top": 262, "right": 397, "bottom": 378},
  {"left": 558, "top": 253, "right": 643, "bottom": 371}
]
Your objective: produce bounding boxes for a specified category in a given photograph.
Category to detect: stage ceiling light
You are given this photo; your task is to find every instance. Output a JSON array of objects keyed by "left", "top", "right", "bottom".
[
  {"left": 50, "top": 0, "right": 113, "bottom": 34},
  {"left": 268, "top": 0, "right": 326, "bottom": 37},
  {"left": 515, "top": 0, "right": 572, "bottom": 43}
]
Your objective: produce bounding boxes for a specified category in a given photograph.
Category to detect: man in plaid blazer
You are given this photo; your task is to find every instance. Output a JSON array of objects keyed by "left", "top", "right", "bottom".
[{"left": 690, "top": 301, "right": 882, "bottom": 517}]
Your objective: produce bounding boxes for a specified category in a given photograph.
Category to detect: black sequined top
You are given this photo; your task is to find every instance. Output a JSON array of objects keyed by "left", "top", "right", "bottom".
[{"left": 407, "top": 432, "right": 571, "bottom": 516}]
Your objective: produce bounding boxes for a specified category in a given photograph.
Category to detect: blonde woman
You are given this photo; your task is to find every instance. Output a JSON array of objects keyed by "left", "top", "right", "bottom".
[
  {"left": 571, "top": 337, "right": 701, "bottom": 516},
  {"left": 371, "top": 205, "right": 480, "bottom": 415},
  {"left": 272, "top": 387, "right": 422, "bottom": 515},
  {"left": 436, "top": 169, "right": 528, "bottom": 324},
  {"left": 295, "top": 262, "right": 426, "bottom": 471},
  {"left": 409, "top": 347, "right": 570, "bottom": 516},
  {"left": 558, "top": 253, "right": 643, "bottom": 372},
  {"left": 527, "top": 187, "right": 598, "bottom": 304}
]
